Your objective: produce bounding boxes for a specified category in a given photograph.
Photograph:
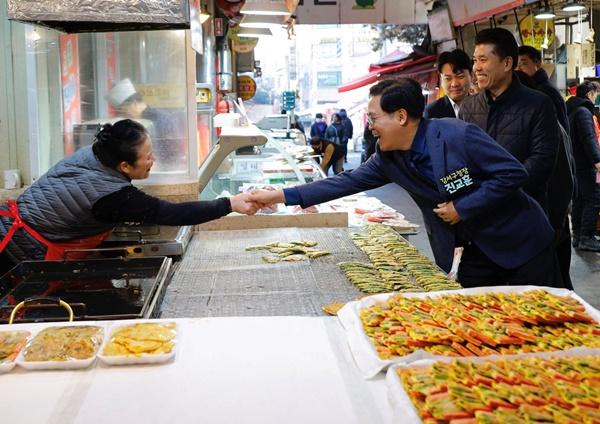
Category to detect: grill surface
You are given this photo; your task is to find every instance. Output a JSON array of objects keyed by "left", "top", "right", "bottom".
[{"left": 161, "top": 228, "right": 368, "bottom": 317}]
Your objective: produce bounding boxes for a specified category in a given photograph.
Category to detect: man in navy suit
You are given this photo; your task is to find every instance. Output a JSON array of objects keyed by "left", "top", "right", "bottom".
[
  {"left": 424, "top": 49, "right": 472, "bottom": 119},
  {"left": 249, "top": 78, "right": 559, "bottom": 287}
]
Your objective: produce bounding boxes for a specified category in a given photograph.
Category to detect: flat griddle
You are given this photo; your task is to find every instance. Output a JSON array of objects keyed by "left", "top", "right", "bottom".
[{"left": 0, "top": 257, "right": 172, "bottom": 323}]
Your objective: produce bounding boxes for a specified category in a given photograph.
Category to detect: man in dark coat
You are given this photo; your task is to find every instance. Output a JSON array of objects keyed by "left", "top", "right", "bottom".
[
  {"left": 460, "top": 28, "right": 559, "bottom": 213},
  {"left": 339, "top": 108, "right": 353, "bottom": 162},
  {"left": 310, "top": 113, "right": 327, "bottom": 141},
  {"left": 424, "top": 49, "right": 472, "bottom": 119},
  {"left": 249, "top": 78, "right": 560, "bottom": 288},
  {"left": 566, "top": 82, "right": 600, "bottom": 252},
  {"left": 517, "top": 45, "right": 569, "bottom": 135}
]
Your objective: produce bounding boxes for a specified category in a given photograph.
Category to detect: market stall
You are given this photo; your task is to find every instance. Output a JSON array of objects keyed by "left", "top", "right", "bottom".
[{"left": 0, "top": 317, "right": 393, "bottom": 424}]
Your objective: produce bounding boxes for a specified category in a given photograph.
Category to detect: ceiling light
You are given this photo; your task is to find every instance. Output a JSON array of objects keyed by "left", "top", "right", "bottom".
[
  {"left": 199, "top": 12, "right": 211, "bottom": 24},
  {"left": 240, "top": 14, "right": 288, "bottom": 28},
  {"left": 562, "top": 1, "right": 586, "bottom": 12},
  {"left": 534, "top": 5, "right": 555, "bottom": 19},
  {"left": 237, "top": 27, "right": 273, "bottom": 38},
  {"left": 241, "top": 0, "right": 290, "bottom": 16}
]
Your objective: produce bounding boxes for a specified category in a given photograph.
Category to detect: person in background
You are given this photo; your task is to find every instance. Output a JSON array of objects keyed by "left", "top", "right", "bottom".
[
  {"left": 424, "top": 49, "right": 472, "bottom": 119},
  {"left": 325, "top": 113, "right": 346, "bottom": 170},
  {"left": 460, "top": 28, "right": 559, "bottom": 213},
  {"left": 107, "top": 78, "right": 186, "bottom": 172},
  {"left": 361, "top": 121, "right": 377, "bottom": 163},
  {"left": 249, "top": 78, "right": 560, "bottom": 288},
  {"left": 515, "top": 66, "right": 576, "bottom": 289},
  {"left": 517, "top": 45, "right": 569, "bottom": 134},
  {"left": 0, "top": 120, "right": 257, "bottom": 272},
  {"left": 339, "top": 108, "right": 353, "bottom": 162},
  {"left": 566, "top": 82, "right": 600, "bottom": 252},
  {"left": 280, "top": 109, "right": 305, "bottom": 133},
  {"left": 310, "top": 136, "right": 344, "bottom": 176},
  {"left": 310, "top": 113, "right": 327, "bottom": 142}
]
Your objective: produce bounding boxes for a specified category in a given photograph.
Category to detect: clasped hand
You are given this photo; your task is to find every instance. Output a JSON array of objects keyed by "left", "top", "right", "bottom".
[
  {"left": 433, "top": 201, "right": 461, "bottom": 225},
  {"left": 229, "top": 189, "right": 286, "bottom": 215}
]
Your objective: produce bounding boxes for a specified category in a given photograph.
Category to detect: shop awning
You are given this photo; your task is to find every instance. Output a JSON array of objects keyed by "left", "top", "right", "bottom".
[
  {"left": 448, "top": 0, "right": 526, "bottom": 27},
  {"left": 337, "top": 55, "right": 436, "bottom": 93}
]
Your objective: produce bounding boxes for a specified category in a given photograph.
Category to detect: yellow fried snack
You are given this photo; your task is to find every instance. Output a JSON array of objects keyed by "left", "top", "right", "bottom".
[
  {"left": 322, "top": 303, "right": 345, "bottom": 316},
  {"left": 102, "top": 322, "right": 176, "bottom": 357}
]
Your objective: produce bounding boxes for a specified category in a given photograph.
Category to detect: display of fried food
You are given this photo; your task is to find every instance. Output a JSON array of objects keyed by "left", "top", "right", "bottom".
[
  {"left": 341, "top": 224, "right": 461, "bottom": 294},
  {"left": 102, "top": 322, "right": 176, "bottom": 357},
  {"left": 322, "top": 303, "right": 345, "bottom": 316},
  {"left": 247, "top": 240, "right": 330, "bottom": 263},
  {"left": 23, "top": 326, "right": 103, "bottom": 362},
  {"left": 360, "top": 290, "right": 600, "bottom": 360},
  {"left": 398, "top": 355, "right": 600, "bottom": 424},
  {"left": 0, "top": 331, "right": 30, "bottom": 363}
]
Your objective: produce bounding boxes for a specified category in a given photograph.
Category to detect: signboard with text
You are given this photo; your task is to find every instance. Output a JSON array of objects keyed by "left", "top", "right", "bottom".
[{"left": 295, "top": 0, "right": 426, "bottom": 24}]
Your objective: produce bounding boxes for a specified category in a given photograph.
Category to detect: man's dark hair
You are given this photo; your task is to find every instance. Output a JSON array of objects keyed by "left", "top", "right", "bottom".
[
  {"left": 576, "top": 81, "right": 597, "bottom": 98},
  {"left": 437, "top": 49, "right": 472, "bottom": 74},
  {"left": 475, "top": 28, "right": 518, "bottom": 69},
  {"left": 369, "top": 78, "right": 424, "bottom": 119},
  {"left": 518, "top": 45, "right": 542, "bottom": 64}
]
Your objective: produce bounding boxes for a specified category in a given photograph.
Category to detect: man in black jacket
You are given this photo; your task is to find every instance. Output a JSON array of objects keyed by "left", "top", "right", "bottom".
[
  {"left": 425, "top": 49, "right": 472, "bottom": 119},
  {"left": 517, "top": 45, "right": 569, "bottom": 135},
  {"left": 460, "top": 28, "right": 559, "bottom": 213},
  {"left": 566, "top": 82, "right": 600, "bottom": 252}
]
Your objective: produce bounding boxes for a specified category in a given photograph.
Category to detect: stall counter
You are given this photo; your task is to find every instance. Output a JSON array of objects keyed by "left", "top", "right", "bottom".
[{"left": 0, "top": 317, "right": 393, "bottom": 424}]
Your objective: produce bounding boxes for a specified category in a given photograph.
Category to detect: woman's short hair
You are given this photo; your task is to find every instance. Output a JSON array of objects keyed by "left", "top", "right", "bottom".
[{"left": 92, "top": 119, "right": 148, "bottom": 168}]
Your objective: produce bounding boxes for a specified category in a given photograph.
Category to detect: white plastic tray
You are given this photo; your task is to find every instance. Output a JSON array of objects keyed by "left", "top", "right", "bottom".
[
  {"left": 16, "top": 324, "right": 104, "bottom": 371},
  {"left": 337, "top": 285, "right": 600, "bottom": 378},
  {"left": 0, "top": 331, "right": 31, "bottom": 374},
  {"left": 98, "top": 321, "right": 178, "bottom": 366},
  {"left": 385, "top": 347, "right": 600, "bottom": 424}
]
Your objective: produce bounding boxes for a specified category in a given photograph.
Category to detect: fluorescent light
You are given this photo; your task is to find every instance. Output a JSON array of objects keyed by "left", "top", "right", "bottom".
[
  {"left": 237, "top": 27, "right": 273, "bottom": 38},
  {"left": 241, "top": 0, "right": 289, "bottom": 16},
  {"left": 534, "top": 6, "right": 555, "bottom": 19},
  {"left": 562, "top": 1, "right": 586, "bottom": 12},
  {"left": 240, "top": 14, "right": 288, "bottom": 28}
]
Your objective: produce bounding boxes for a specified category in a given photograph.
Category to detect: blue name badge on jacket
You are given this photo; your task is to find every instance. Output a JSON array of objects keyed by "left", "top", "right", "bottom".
[{"left": 440, "top": 166, "right": 474, "bottom": 198}]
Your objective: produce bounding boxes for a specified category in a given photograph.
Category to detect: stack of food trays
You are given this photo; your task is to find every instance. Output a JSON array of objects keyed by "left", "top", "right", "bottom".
[
  {"left": 339, "top": 224, "right": 461, "bottom": 294},
  {"left": 386, "top": 351, "right": 600, "bottom": 423},
  {"left": 337, "top": 286, "right": 600, "bottom": 378},
  {"left": 0, "top": 321, "right": 177, "bottom": 372}
]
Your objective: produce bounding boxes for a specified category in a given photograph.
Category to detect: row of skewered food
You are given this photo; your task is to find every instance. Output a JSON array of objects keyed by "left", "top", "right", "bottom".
[
  {"left": 340, "top": 224, "right": 461, "bottom": 293},
  {"left": 360, "top": 290, "right": 600, "bottom": 359},
  {"left": 397, "top": 355, "right": 600, "bottom": 424}
]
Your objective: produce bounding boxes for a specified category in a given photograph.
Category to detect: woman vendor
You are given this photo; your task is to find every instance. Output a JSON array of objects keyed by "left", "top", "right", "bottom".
[{"left": 0, "top": 119, "right": 257, "bottom": 272}]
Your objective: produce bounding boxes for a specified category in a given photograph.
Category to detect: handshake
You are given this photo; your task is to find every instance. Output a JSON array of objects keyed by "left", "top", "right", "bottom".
[{"left": 228, "top": 189, "right": 286, "bottom": 215}]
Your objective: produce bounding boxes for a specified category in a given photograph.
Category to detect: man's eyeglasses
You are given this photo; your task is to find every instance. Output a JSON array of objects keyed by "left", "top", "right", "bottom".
[{"left": 366, "top": 114, "right": 379, "bottom": 126}]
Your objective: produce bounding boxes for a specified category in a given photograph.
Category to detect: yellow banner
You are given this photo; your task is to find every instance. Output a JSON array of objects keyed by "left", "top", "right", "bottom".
[{"left": 519, "top": 14, "right": 554, "bottom": 50}]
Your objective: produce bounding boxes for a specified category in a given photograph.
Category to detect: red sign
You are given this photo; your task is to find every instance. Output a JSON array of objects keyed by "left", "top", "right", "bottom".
[
  {"left": 59, "top": 34, "right": 81, "bottom": 155},
  {"left": 105, "top": 33, "right": 118, "bottom": 117},
  {"left": 215, "top": 17, "right": 224, "bottom": 36}
]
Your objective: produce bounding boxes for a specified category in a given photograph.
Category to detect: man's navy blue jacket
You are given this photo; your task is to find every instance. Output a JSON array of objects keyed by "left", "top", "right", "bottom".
[{"left": 284, "top": 118, "right": 554, "bottom": 272}]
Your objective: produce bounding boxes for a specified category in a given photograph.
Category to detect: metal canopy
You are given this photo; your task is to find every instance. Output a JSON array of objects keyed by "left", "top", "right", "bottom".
[{"left": 7, "top": 0, "right": 190, "bottom": 33}]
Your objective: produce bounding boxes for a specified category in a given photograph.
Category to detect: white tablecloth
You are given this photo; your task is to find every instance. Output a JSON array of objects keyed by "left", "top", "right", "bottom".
[{"left": 0, "top": 317, "right": 392, "bottom": 424}]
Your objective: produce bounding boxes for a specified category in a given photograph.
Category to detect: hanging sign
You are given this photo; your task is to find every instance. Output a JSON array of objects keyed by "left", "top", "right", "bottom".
[
  {"left": 519, "top": 14, "right": 555, "bottom": 50},
  {"left": 295, "top": 0, "right": 424, "bottom": 24},
  {"left": 237, "top": 75, "right": 257, "bottom": 101},
  {"left": 59, "top": 34, "right": 81, "bottom": 155}
]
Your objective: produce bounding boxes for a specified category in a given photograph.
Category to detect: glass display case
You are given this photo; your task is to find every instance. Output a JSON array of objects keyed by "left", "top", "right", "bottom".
[
  {"left": 23, "top": 27, "right": 197, "bottom": 182},
  {"left": 199, "top": 131, "right": 325, "bottom": 201}
]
